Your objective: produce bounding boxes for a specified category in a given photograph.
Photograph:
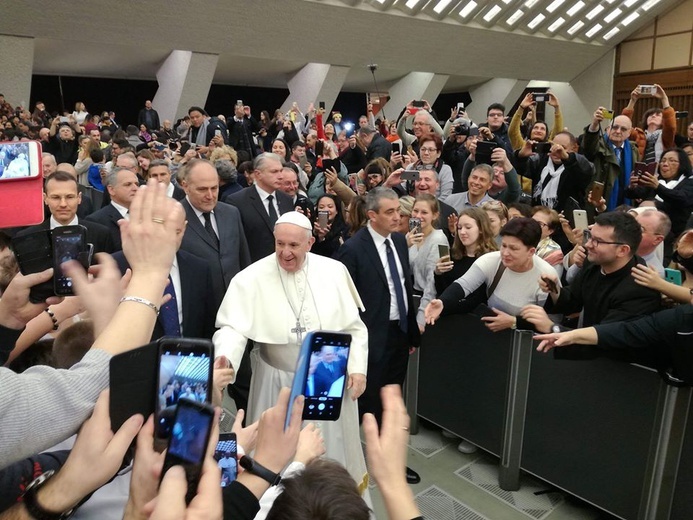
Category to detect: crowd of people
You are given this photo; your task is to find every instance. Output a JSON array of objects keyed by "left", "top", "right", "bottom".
[{"left": 0, "top": 83, "right": 692, "bottom": 518}]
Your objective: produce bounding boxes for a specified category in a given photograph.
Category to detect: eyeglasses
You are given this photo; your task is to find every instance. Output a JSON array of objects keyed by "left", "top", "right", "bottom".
[
  {"left": 583, "top": 229, "right": 624, "bottom": 247},
  {"left": 419, "top": 147, "right": 438, "bottom": 153},
  {"left": 535, "top": 221, "right": 549, "bottom": 228},
  {"left": 660, "top": 157, "right": 680, "bottom": 163}
]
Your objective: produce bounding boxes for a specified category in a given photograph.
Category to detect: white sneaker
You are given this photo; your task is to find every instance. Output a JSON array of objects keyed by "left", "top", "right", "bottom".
[{"left": 457, "top": 440, "right": 478, "bottom": 454}]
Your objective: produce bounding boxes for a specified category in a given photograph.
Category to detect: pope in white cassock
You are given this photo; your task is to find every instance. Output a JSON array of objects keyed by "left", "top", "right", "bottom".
[{"left": 213, "top": 211, "right": 369, "bottom": 487}]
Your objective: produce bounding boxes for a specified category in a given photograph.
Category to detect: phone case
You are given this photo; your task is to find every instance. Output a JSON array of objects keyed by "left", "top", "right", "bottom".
[
  {"left": 0, "top": 141, "right": 44, "bottom": 228},
  {"left": 11, "top": 230, "right": 55, "bottom": 303}
]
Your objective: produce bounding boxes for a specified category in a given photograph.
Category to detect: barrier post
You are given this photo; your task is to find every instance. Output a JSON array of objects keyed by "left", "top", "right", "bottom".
[
  {"left": 498, "top": 329, "right": 534, "bottom": 491},
  {"left": 405, "top": 347, "right": 420, "bottom": 434},
  {"left": 638, "top": 382, "right": 692, "bottom": 520}
]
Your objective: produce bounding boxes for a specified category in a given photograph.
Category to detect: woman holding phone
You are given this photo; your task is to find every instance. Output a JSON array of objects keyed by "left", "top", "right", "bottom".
[
  {"left": 311, "top": 194, "right": 348, "bottom": 257},
  {"left": 408, "top": 194, "right": 449, "bottom": 332}
]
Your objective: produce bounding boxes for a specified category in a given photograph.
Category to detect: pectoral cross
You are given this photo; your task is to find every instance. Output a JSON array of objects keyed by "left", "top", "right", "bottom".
[{"left": 291, "top": 320, "right": 307, "bottom": 344}]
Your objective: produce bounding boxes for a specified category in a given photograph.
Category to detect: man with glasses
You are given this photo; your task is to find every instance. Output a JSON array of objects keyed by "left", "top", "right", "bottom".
[
  {"left": 357, "top": 126, "right": 392, "bottom": 162},
  {"left": 16, "top": 171, "right": 114, "bottom": 253},
  {"left": 520, "top": 212, "right": 661, "bottom": 355},
  {"left": 478, "top": 103, "right": 515, "bottom": 163},
  {"left": 582, "top": 108, "right": 640, "bottom": 213}
]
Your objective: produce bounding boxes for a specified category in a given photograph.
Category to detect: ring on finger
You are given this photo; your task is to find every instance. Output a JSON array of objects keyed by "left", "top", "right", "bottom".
[{"left": 152, "top": 217, "right": 165, "bottom": 224}]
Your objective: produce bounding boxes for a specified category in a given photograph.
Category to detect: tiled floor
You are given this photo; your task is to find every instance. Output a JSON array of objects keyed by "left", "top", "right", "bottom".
[{"left": 368, "top": 422, "right": 616, "bottom": 520}]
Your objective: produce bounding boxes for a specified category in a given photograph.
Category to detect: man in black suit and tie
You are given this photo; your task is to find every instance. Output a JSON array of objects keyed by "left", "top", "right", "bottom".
[
  {"left": 85, "top": 167, "right": 139, "bottom": 251},
  {"left": 178, "top": 158, "right": 251, "bottom": 310},
  {"left": 335, "top": 186, "right": 421, "bottom": 484},
  {"left": 112, "top": 202, "right": 215, "bottom": 340},
  {"left": 148, "top": 160, "right": 185, "bottom": 200},
  {"left": 224, "top": 152, "right": 294, "bottom": 263},
  {"left": 227, "top": 102, "right": 260, "bottom": 159},
  {"left": 16, "top": 171, "right": 114, "bottom": 254}
]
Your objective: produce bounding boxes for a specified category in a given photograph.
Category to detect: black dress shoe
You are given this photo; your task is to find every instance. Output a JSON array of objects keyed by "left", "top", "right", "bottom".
[{"left": 406, "top": 466, "right": 421, "bottom": 484}]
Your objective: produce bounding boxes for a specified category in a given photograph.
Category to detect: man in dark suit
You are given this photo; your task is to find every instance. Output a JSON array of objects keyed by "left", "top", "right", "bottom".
[
  {"left": 227, "top": 102, "right": 260, "bottom": 159},
  {"left": 85, "top": 167, "right": 139, "bottom": 251},
  {"left": 335, "top": 186, "right": 421, "bottom": 484},
  {"left": 137, "top": 100, "right": 160, "bottom": 133},
  {"left": 111, "top": 217, "right": 215, "bottom": 340},
  {"left": 178, "top": 158, "right": 251, "bottom": 310},
  {"left": 224, "top": 152, "right": 293, "bottom": 263},
  {"left": 40, "top": 162, "right": 95, "bottom": 220},
  {"left": 16, "top": 171, "right": 114, "bottom": 254},
  {"left": 357, "top": 125, "right": 392, "bottom": 162},
  {"left": 148, "top": 160, "right": 185, "bottom": 200}
]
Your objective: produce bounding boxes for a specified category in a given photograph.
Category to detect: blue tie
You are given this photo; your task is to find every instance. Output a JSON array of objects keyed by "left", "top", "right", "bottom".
[
  {"left": 385, "top": 238, "right": 408, "bottom": 334},
  {"left": 160, "top": 276, "right": 181, "bottom": 337}
]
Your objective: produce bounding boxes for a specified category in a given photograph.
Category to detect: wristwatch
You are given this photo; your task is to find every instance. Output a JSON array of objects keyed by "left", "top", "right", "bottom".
[
  {"left": 551, "top": 324, "right": 562, "bottom": 334},
  {"left": 239, "top": 456, "right": 282, "bottom": 486},
  {"left": 22, "top": 471, "right": 75, "bottom": 520}
]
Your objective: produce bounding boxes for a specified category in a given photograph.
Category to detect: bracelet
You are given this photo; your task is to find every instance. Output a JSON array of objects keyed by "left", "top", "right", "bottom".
[
  {"left": 239, "top": 456, "right": 282, "bottom": 486},
  {"left": 119, "top": 296, "right": 159, "bottom": 316},
  {"left": 45, "top": 308, "right": 59, "bottom": 331}
]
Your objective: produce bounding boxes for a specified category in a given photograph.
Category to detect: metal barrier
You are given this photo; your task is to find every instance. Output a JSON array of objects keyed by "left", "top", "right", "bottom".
[{"left": 417, "top": 314, "right": 692, "bottom": 520}]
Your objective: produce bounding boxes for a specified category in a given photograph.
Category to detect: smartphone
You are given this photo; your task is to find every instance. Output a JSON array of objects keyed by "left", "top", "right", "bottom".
[
  {"left": 153, "top": 143, "right": 166, "bottom": 151},
  {"left": 214, "top": 433, "right": 237, "bottom": 487},
  {"left": 155, "top": 338, "right": 214, "bottom": 440},
  {"left": 322, "top": 158, "right": 341, "bottom": 172},
  {"left": 0, "top": 141, "right": 44, "bottom": 228},
  {"left": 532, "top": 142, "right": 552, "bottom": 154},
  {"left": 236, "top": 99, "right": 243, "bottom": 106},
  {"left": 590, "top": 181, "right": 605, "bottom": 203},
  {"left": 179, "top": 142, "right": 191, "bottom": 155},
  {"left": 52, "top": 225, "right": 88, "bottom": 296},
  {"left": 315, "top": 140, "right": 324, "bottom": 157},
  {"left": 401, "top": 169, "right": 420, "bottom": 182},
  {"left": 60, "top": 116, "right": 69, "bottom": 123},
  {"left": 412, "top": 100, "right": 425, "bottom": 108},
  {"left": 573, "top": 210, "right": 589, "bottom": 231},
  {"left": 639, "top": 85, "right": 656, "bottom": 95},
  {"left": 109, "top": 341, "right": 159, "bottom": 432},
  {"left": 409, "top": 217, "right": 422, "bottom": 234},
  {"left": 634, "top": 161, "right": 657, "bottom": 178},
  {"left": 602, "top": 109, "right": 615, "bottom": 120},
  {"left": 665, "top": 268, "right": 683, "bottom": 286},
  {"left": 475, "top": 140, "right": 499, "bottom": 165},
  {"left": 285, "top": 331, "right": 352, "bottom": 429},
  {"left": 438, "top": 244, "right": 450, "bottom": 259},
  {"left": 472, "top": 303, "right": 496, "bottom": 319},
  {"left": 542, "top": 275, "right": 558, "bottom": 294},
  {"left": 319, "top": 101, "right": 325, "bottom": 110},
  {"left": 457, "top": 102, "right": 465, "bottom": 111},
  {"left": 169, "top": 141, "right": 178, "bottom": 150},
  {"left": 161, "top": 399, "right": 215, "bottom": 504},
  {"left": 533, "top": 93, "right": 548, "bottom": 103},
  {"left": 214, "top": 129, "right": 222, "bottom": 137},
  {"left": 318, "top": 210, "right": 329, "bottom": 229},
  {"left": 11, "top": 230, "right": 54, "bottom": 303},
  {"left": 392, "top": 142, "right": 401, "bottom": 155},
  {"left": 675, "top": 111, "right": 689, "bottom": 119}
]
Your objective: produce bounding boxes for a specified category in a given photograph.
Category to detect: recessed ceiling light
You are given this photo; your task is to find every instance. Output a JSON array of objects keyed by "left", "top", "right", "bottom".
[
  {"left": 586, "top": 5, "right": 604, "bottom": 19},
  {"left": 604, "top": 8, "right": 622, "bottom": 23},
  {"left": 623, "top": 0, "right": 638, "bottom": 6},
  {"left": 548, "top": 17, "right": 566, "bottom": 31},
  {"left": 642, "top": 0, "right": 661, "bottom": 10},
  {"left": 524, "top": 0, "right": 539, "bottom": 8},
  {"left": 567, "top": 20, "right": 585, "bottom": 34},
  {"left": 433, "top": 0, "right": 454, "bottom": 13},
  {"left": 483, "top": 5, "right": 503, "bottom": 21},
  {"left": 603, "top": 27, "right": 620, "bottom": 40},
  {"left": 506, "top": 9, "right": 525, "bottom": 24},
  {"left": 459, "top": 0, "right": 478, "bottom": 17},
  {"left": 566, "top": 1, "right": 585, "bottom": 16},
  {"left": 501, "top": 0, "right": 513, "bottom": 4},
  {"left": 546, "top": 0, "right": 565, "bottom": 12},
  {"left": 585, "top": 23, "right": 603, "bottom": 37},
  {"left": 527, "top": 13, "right": 546, "bottom": 28},
  {"left": 405, "top": 0, "right": 422, "bottom": 8},
  {"left": 621, "top": 12, "right": 640, "bottom": 25}
]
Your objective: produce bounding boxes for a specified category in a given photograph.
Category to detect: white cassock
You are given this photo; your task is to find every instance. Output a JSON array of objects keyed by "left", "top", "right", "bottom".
[{"left": 213, "top": 252, "right": 369, "bottom": 487}]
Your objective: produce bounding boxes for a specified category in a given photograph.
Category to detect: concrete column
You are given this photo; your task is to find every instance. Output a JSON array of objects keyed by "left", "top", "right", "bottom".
[
  {"left": 281, "top": 63, "right": 350, "bottom": 117},
  {"left": 0, "top": 35, "right": 34, "bottom": 109},
  {"left": 466, "top": 78, "right": 528, "bottom": 124},
  {"left": 152, "top": 50, "right": 219, "bottom": 123},
  {"left": 381, "top": 72, "right": 449, "bottom": 120}
]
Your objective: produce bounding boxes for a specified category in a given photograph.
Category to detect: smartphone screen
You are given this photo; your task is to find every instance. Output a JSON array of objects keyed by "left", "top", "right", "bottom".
[
  {"left": 214, "top": 433, "right": 237, "bottom": 487},
  {"left": 438, "top": 244, "right": 450, "bottom": 259},
  {"left": 161, "top": 399, "right": 215, "bottom": 504},
  {"left": 315, "top": 140, "right": 324, "bottom": 157},
  {"left": 392, "top": 142, "right": 401, "bottom": 155},
  {"left": 409, "top": 217, "right": 422, "bottom": 234},
  {"left": 156, "top": 339, "right": 213, "bottom": 440},
  {"left": 319, "top": 101, "right": 325, "bottom": 110},
  {"left": 52, "top": 226, "right": 86, "bottom": 296},
  {"left": 285, "top": 331, "right": 352, "bottom": 428},
  {"left": 303, "top": 332, "right": 351, "bottom": 421},
  {"left": 0, "top": 140, "right": 44, "bottom": 228}
]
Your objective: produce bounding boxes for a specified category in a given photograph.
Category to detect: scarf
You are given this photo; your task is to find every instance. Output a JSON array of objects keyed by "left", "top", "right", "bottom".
[
  {"left": 193, "top": 119, "right": 210, "bottom": 146},
  {"left": 535, "top": 159, "right": 564, "bottom": 209},
  {"left": 655, "top": 175, "right": 685, "bottom": 203},
  {"left": 605, "top": 135, "right": 633, "bottom": 211}
]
